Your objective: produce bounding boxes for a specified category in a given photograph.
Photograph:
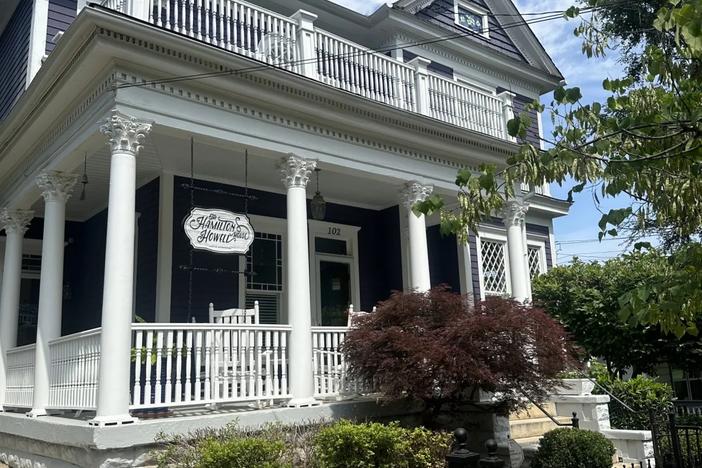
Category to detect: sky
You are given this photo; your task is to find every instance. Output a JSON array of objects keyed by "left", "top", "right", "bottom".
[{"left": 330, "top": 0, "right": 636, "bottom": 264}]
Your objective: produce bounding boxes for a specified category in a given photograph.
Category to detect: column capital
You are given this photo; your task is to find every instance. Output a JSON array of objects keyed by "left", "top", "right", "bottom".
[
  {"left": 0, "top": 209, "right": 34, "bottom": 235},
  {"left": 100, "top": 110, "right": 152, "bottom": 155},
  {"left": 399, "top": 181, "right": 433, "bottom": 210},
  {"left": 36, "top": 171, "right": 79, "bottom": 203},
  {"left": 279, "top": 154, "right": 317, "bottom": 189},
  {"left": 502, "top": 200, "right": 529, "bottom": 227}
]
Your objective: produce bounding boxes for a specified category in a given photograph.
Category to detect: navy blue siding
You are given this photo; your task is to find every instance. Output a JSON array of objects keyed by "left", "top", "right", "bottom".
[
  {"left": 526, "top": 223, "right": 553, "bottom": 268},
  {"left": 415, "top": 0, "right": 526, "bottom": 63},
  {"left": 135, "top": 178, "right": 160, "bottom": 322},
  {"left": 0, "top": 0, "right": 32, "bottom": 120},
  {"left": 170, "top": 176, "right": 403, "bottom": 323},
  {"left": 403, "top": 50, "right": 454, "bottom": 78},
  {"left": 19, "top": 178, "right": 161, "bottom": 337},
  {"left": 427, "top": 225, "right": 460, "bottom": 292},
  {"left": 511, "top": 93, "right": 541, "bottom": 147},
  {"left": 468, "top": 231, "right": 480, "bottom": 300},
  {"left": 47, "top": 0, "right": 77, "bottom": 54}
]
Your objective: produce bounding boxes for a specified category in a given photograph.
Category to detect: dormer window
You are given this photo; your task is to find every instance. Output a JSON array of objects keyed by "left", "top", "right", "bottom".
[{"left": 454, "top": 1, "right": 489, "bottom": 38}]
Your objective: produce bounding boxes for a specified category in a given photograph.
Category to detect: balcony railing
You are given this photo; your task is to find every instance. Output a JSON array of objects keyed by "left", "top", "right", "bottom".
[{"left": 101, "top": 0, "right": 515, "bottom": 141}]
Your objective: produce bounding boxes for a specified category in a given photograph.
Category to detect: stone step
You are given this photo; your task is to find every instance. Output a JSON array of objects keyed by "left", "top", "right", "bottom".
[
  {"left": 510, "top": 402, "right": 557, "bottom": 421},
  {"left": 510, "top": 416, "right": 571, "bottom": 440}
]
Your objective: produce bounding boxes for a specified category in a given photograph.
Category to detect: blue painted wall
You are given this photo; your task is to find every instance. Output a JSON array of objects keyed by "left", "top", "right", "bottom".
[
  {"left": 47, "top": 0, "right": 77, "bottom": 54},
  {"left": 16, "top": 177, "right": 160, "bottom": 340},
  {"left": 0, "top": 0, "right": 32, "bottom": 121},
  {"left": 170, "top": 176, "right": 404, "bottom": 323},
  {"left": 414, "top": 0, "right": 526, "bottom": 63},
  {"left": 427, "top": 225, "right": 460, "bottom": 292}
]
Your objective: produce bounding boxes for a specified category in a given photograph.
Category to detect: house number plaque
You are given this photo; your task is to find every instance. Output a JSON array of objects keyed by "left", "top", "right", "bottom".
[{"left": 184, "top": 208, "right": 254, "bottom": 254}]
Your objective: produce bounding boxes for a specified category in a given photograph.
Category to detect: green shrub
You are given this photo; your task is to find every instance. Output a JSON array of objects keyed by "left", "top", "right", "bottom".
[
  {"left": 196, "top": 437, "right": 287, "bottom": 468},
  {"left": 154, "top": 422, "right": 327, "bottom": 467},
  {"left": 531, "top": 428, "right": 615, "bottom": 468},
  {"left": 313, "top": 420, "right": 450, "bottom": 468},
  {"left": 591, "top": 365, "right": 673, "bottom": 430}
]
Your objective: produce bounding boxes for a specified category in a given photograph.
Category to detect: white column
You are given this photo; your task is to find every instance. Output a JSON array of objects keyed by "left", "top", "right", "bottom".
[
  {"left": 279, "top": 154, "right": 319, "bottom": 408},
  {"left": 26, "top": 0, "right": 50, "bottom": 84},
  {"left": 28, "top": 172, "right": 77, "bottom": 418},
  {"left": 400, "top": 181, "right": 433, "bottom": 292},
  {"left": 497, "top": 91, "right": 516, "bottom": 142},
  {"left": 0, "top": 209, "right": 34, "bottom": 411},
  {"left": 89, "top": 111, "right": 152, "bottom": 426},
  {"left": 155, "top": 172, "right": 174, "bottom": 323},
  {"left": 292, "top": 10, "right": 318, "bottom": 79},
  {"left": 503, "top": 200, "right": 530, "bottom": 302},
  {"left": 129, "top": 0, "right": 150, "bottom": 21},
  {"left": 409, "top": 57, "right": 431, "bottom": 116}
]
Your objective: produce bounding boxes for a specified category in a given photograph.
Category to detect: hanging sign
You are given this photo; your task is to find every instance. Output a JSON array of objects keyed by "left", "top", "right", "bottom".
[{"left": 184, "top": 208, "right": 254, "bottom": 254}]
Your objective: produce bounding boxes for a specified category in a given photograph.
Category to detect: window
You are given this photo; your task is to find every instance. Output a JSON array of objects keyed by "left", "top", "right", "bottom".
[
  {"left": 480, "top": 239, "right": 507, "bottom": 295},
  {"left": 527, "top": 246, "right": 543, "bottom": 280},
  {"left": 454, "top": 1, "right": 489, "bottom": 37},
  {"left": 245, "top": 231, "right": 283, "bottom": 324}
]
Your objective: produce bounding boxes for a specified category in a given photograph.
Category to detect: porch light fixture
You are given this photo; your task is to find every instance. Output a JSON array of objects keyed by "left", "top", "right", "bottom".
[
  {"left": 311, "top": 167, "right": 326, "bottom": 221},
  {"left": 79, "top": 153, "right": 89, "bottom": 201}
]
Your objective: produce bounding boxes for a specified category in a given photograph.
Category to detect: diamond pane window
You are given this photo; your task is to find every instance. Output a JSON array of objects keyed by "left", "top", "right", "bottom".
[
  {"left": 246, "top": 232, "right": 283, "bottom": 292},
  {"left": 457, "top": 7, "right": 484, "bottom": 34},
  {"left": 481, "top": 240, "right": 507, "bottom": 295},
  {"left": 528, "top": 247, "right": 543, "bottom": 280}
]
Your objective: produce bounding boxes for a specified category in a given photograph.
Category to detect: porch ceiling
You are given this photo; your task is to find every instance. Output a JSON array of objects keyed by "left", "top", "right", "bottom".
[
  {"left": 32, "top": 129, "right": 415, "bottom": 222},
  {"left": 148, "top": 131, "right": 410, "bottom": 211},
  {"left": 29, "top": 137, "right": 163, "bottom": 222}
]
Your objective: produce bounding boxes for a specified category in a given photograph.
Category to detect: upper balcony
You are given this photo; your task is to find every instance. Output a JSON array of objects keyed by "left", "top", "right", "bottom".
[{"left": 100, "top": 0, "right": 516, "bottom": 141}]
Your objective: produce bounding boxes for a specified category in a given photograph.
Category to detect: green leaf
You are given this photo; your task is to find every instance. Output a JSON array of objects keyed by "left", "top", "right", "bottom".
[{"left": 507, "top": 118, "right": 521, "bottom": 138}]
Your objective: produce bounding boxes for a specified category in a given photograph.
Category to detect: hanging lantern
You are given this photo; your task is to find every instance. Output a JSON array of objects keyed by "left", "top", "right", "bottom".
[
  {"left": 311, "top": 167, "right": 326, "bottom": 221},
  {"left": 79, "top": 153, "right": 89, "bottom": 201}
]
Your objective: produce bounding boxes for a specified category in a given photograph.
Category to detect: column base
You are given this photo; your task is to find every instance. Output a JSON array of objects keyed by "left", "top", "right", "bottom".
[
  {"left": 88, "top": 414, "right": 138, "bottom": 427},
  {"left": 26, "top": 408, "right": 48, "bottom": 418},
  {"left": 286, "top": 397, "right": 322, "bottom": 408}
]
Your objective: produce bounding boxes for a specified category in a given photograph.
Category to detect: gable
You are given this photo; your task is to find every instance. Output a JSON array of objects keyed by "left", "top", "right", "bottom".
[
  {"left": 394, "top": 0, "right": 563, "bottom": 80},
  {"left": 414, "top": 0, "right": 527, "bottom": 63}
]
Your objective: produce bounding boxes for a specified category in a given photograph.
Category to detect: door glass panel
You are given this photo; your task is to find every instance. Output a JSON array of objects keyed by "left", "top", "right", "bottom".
[
  {"left": 319, "top": 261, "right": 351, "bottom": 326},
  {"left": 315, "top": 237, "right": 347, "bottom": 255}
]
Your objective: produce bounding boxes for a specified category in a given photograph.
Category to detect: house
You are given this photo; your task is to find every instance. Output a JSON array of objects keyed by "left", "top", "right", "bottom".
[{"left": 0, "top": 0, "right": 569, "bottom": 465}]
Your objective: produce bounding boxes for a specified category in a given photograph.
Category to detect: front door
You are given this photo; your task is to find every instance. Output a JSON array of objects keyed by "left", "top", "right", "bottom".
[{"left": 318, "top": 259, "right": 352, "bottom": 326}]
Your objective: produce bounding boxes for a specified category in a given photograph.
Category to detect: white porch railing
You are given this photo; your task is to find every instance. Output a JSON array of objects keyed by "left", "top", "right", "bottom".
[
  {"left": 428, "top": 73, "right": 505, "bottom": 139},
  {"left": 3, "top": 324, "right": 371, "bottom": 414},
  {"left": 48, "top": 329, "right": 101, "bottom": 411},
  {"left": 99, "top": 0, "right": 514, "bottom": 141},
  {"left": 4, "top": 344, "right": 36, "bottom": 408},
  {"left": 314, "top": 30, "right": 416, "bottom": 111},
  {"left": 311, "top": 326, "right": 372, "bottom": 397},
  {"left": 147, "top": 0, "right": 299, "bottom": 72},
  {"left": 130, "top": 323, "right": 291, "bottom": 409}
]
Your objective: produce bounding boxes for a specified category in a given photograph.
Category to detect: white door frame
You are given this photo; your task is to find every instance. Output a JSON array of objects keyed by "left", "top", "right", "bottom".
[{"left": 308, "top": 220, "right": 361, "bottom": 326}]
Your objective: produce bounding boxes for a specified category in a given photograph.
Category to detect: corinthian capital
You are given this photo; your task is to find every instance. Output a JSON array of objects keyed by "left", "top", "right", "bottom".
[
  {"left": 279, "top": 154, "right": 317, "bottom": 189},
  {"left": 0, "top": 209, "right": 34, "bottom": 235},
  {"left": 399, "top": 181, "right": 433, "bottom": 210},
  {"left": 502, "top": 200, "right": 529, "bottom": 227},
  {"left": 36, "top": 171, "right": 79, "bottom": 203},
  {"left": 100, "top": 110, "right": 152, "bottom": 155}
]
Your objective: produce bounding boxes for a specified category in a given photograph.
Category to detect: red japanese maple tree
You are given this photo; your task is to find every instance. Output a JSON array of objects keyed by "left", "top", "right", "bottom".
[{"left": 342, "top": 287, "right": 577, "bottom": 417}]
